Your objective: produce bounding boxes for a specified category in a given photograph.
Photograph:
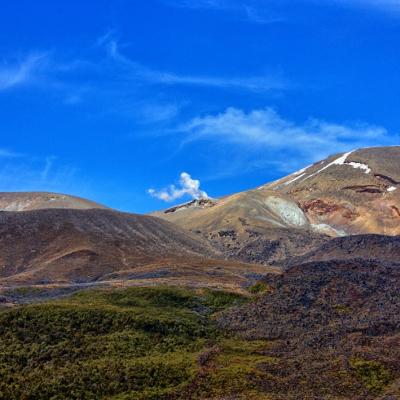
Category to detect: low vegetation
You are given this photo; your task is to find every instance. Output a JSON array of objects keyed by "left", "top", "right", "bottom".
[
  {"left": 0, "top": 286, "right": 267, "bottom": 400},
  {"left": 0, "top": 281, "right": 398, "bottom": 399},
  {"left": 350, "top": 358, "right": 393, "bottom": 394},
  {"left": 248, "top": 281, "right": 272, "bottom": 295}
]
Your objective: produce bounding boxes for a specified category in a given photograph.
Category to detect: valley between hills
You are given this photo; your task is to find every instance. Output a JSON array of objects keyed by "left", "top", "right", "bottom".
[{"left": 0, "top": 146, "right": 399, "bottom": 400}]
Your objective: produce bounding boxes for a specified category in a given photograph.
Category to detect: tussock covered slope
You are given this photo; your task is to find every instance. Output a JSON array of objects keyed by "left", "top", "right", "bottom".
[
  {"left": 0, "top": 208, "right": 274, "bottom": 290},
  {"left": 0, "top": 209, "right": 214, "bottom": 285}
]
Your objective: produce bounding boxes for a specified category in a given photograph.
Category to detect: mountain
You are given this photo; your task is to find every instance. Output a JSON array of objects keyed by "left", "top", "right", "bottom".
[
  {"left": 0, "top": 208, "right": 271, "bottom": 290},
  {"left": 152, "top": 190, "right": 330, "bottom": 265},
  {"left": 0, "top": 148, "right": 399, "bottom": 399},
  {"left": 0, "top": 192, "right": 107, "bottom": 211},
  {"left": 1, "top": 146, "right": 398, "bottom": 288},
  {"left": 154, "top": 146, "right": 400, "bottom": 265},
  {"left": 266, "top": 146, "right": 400, "bottom": 236}
]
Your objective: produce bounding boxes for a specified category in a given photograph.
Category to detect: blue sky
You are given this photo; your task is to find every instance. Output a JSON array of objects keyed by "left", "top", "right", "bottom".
[{"left": 0, "top": 0, "right": 399, "bottom": 212}]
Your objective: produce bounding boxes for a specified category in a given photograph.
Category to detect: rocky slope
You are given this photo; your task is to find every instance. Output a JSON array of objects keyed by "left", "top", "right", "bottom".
[
  {"left": 284, "top": 234, "right": 400, "bottom": 268},
  {"left": 265, "top": 146, "right": 400, "bottom": 236}
]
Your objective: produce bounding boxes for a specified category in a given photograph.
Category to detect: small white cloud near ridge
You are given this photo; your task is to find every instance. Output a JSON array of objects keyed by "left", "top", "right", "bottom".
[{"left": 148, "top": 172, "right": 209, "bottom": 202}]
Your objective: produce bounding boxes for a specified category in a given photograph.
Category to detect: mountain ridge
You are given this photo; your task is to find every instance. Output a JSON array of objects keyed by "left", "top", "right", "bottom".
[
  {"left": 153, "top": 146, "right": 400, "bottom": 265},
  {"left": 0, "top": 145, "right": 398, "bottom": 287},
  {"left": 0, "top": 192, "right": 107, "bottom": 211}
]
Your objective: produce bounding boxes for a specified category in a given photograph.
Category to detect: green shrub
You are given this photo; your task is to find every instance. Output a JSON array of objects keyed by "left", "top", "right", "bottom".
[
  {"left": 350, "top": 358, "right": 392, "bottom": 393},
  {"left": 248, "top": 282, "right": 271, "bottom": 295}
]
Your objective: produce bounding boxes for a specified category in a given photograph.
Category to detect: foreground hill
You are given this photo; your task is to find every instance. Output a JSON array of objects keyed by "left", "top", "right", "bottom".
[
  {"left": 1, "top": 278, "right": 398, "bottom": 400},
  {"left": 0, "top": 209, "right": 271, "bottom": 289},
  {"left": 218, "top": 259, "right": 400, "bottom": 399},
  {"left": 154, "top": 146, "right": 400, "bottom": 265},
  {"left": 0, "top": 192, "right": 107, "bottom": 211}
]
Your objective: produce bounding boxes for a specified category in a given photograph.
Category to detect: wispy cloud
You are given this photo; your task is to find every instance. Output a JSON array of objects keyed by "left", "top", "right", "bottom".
[
  {"left": 101, "top": 37, "right": 287, "bottom": 92},
  {"left": 164, "top": 0, "right": 283, "bottom": 24},
  {"left": 40, "top": 156, "right": 56, "bottom": 181},
  {"left": 148, "top": 172, "right": 209, "bottom": 202},
  {"left": 0, "top": 153, "right": 80, "bottom": 193},
  {"left": 0, "top": 54, "right": 47, "bottom": 91},
  {"left": 0, "top": 148, "right": 22, "bottom": 158},
  {"left": 0, "top": 34, "right": 287, "bottom": 117},
  {"left": 178, "top": 107, "right": 398, "bottom": 172}
]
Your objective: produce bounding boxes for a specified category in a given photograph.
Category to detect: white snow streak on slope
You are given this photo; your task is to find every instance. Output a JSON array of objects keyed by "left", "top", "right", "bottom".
[
  {"left": 283, "top": 173, "right": 306, "bottom": 186},
  {"left": 300, "top": 151, "right": 354, "bottom": 182},
  {"left": 259, "top": 151, "right": 373, "bottom": 190},
  {"left": 300, "top": 151, "right": 372, "bottom": 183},
  {"left": 293, "top": 165, "right": 312, "bottom": 175},
  {"left": 388, "top": 186, "right": 397, "bottom": 192},
  {"left": 347, "top": 162, "right": 371, "bottom": 174}
]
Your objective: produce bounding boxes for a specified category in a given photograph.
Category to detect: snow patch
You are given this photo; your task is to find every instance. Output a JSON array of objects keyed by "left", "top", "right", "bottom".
[
  {"left": 299, "top": 150, "right": 372, "bottom": 183},
  {"left": 387, "top": 186, "right": 397, "bottom": 192},
  {"left": 293, "top": 165, "right": 312, "bottom": 175},
  {"left": 347, "top": 162, "right": 371, "bottom": 174},
  {"left": 301, "top": 151, "right": 353, "bottom": 182}
]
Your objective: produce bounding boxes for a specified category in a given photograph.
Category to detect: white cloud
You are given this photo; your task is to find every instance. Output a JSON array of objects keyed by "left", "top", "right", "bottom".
[
  {"left": 0, "top": 35, "right": 287, "bottom": 109},
  {"left": 179, "top": 107, "right": 396, "bottom": 162},
  {"left": 148, "top": 172, "right": 209, "bottom": 202},
  {"left": 0, "top": 54, "right": 46, "bottom": 91}
]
